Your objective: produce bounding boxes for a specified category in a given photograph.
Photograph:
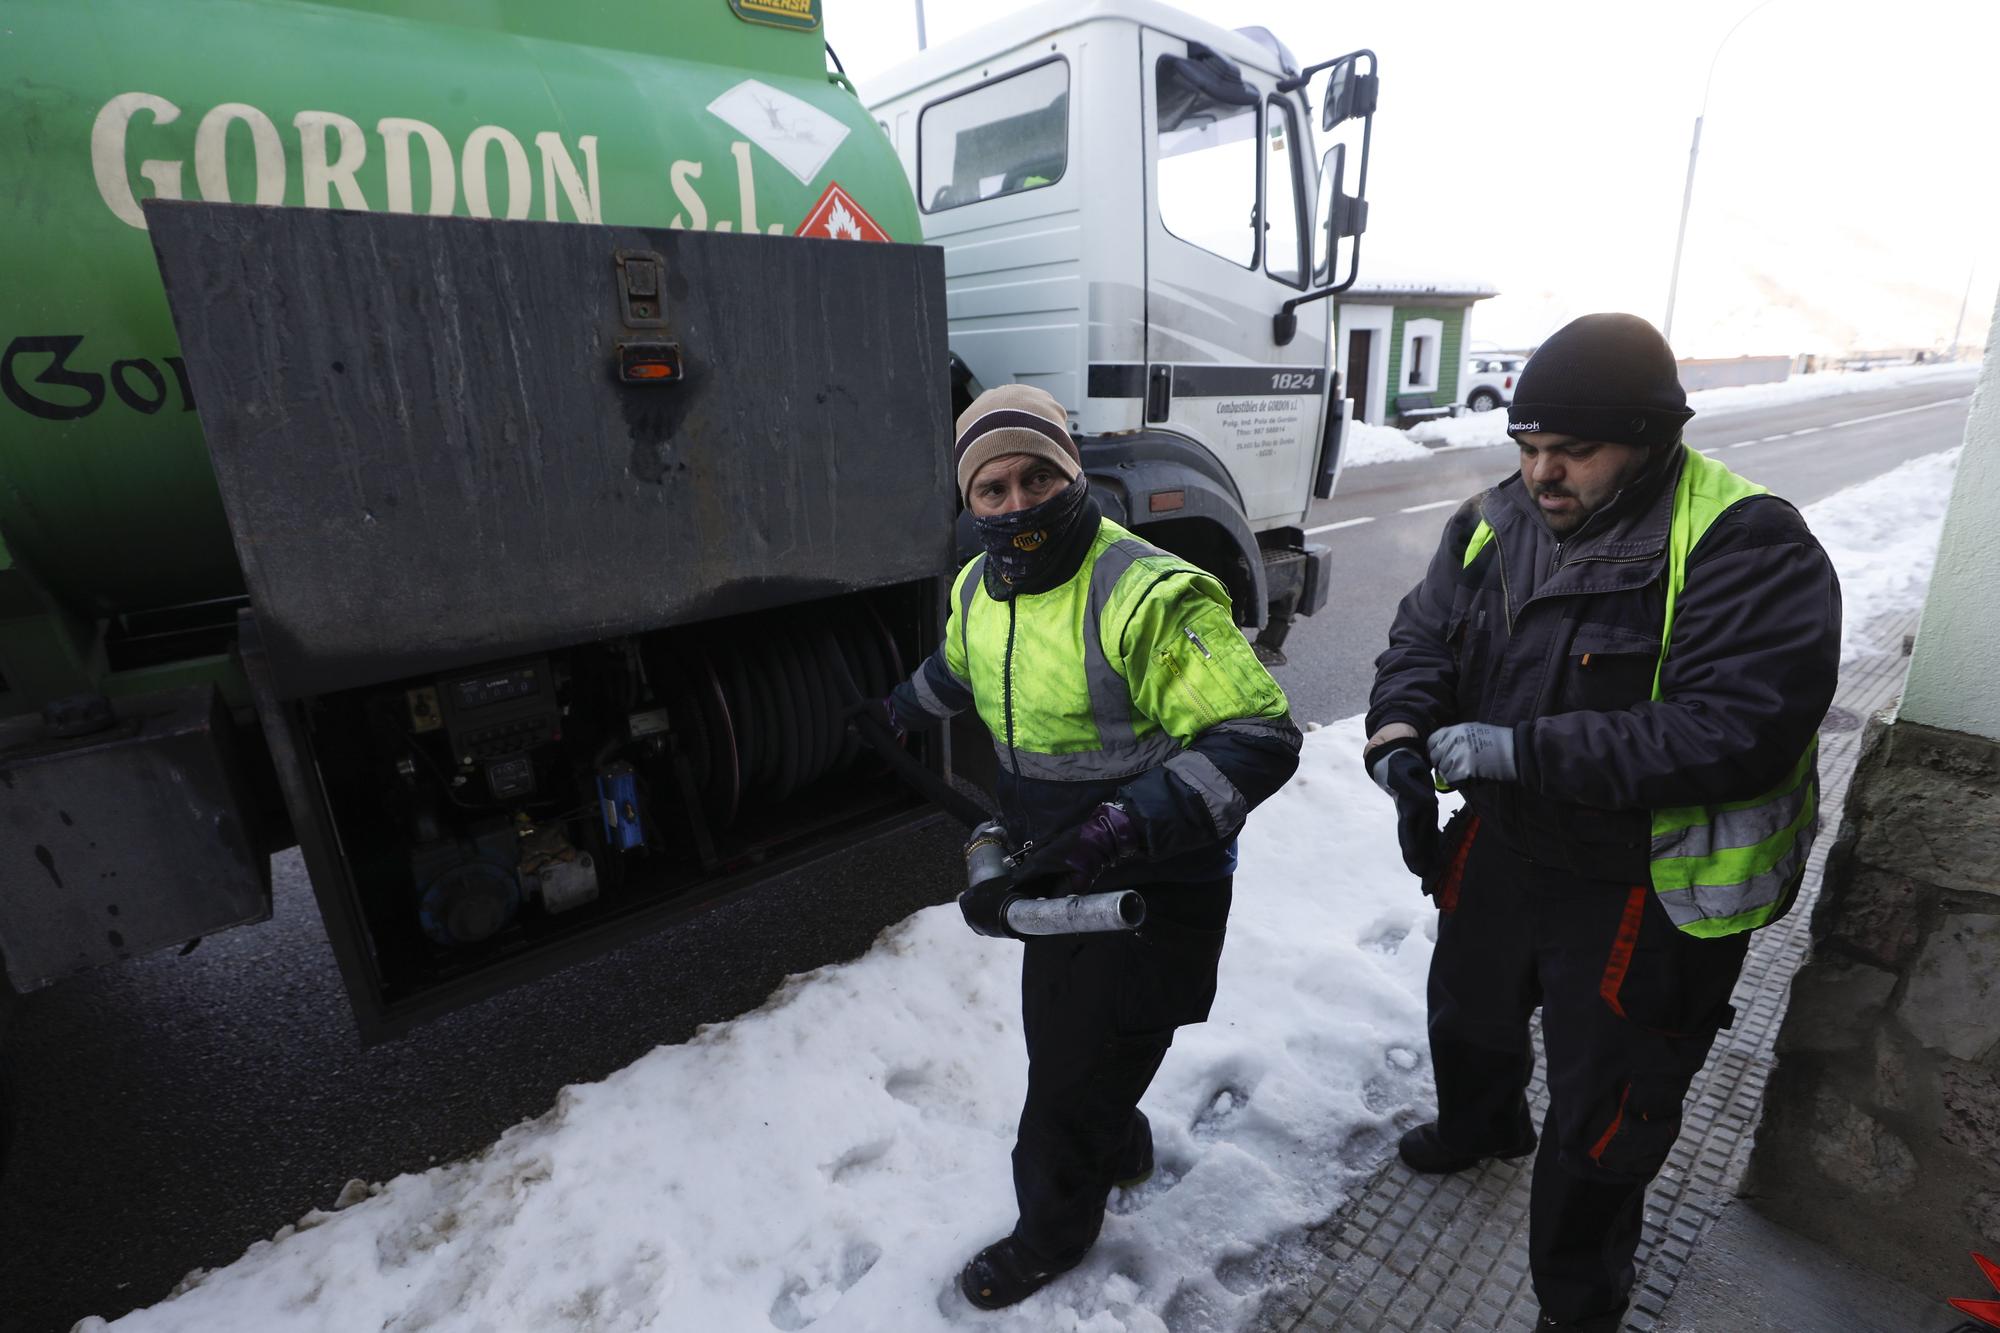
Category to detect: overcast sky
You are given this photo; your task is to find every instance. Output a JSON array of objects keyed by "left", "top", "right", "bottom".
[{"left": 828, "top": 0, "right": 1997, "bottom": 360}]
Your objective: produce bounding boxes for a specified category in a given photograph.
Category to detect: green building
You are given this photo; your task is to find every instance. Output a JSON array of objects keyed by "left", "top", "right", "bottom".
[{"left": 1333, "top": 277, "right": 1498, "bottom": 426}]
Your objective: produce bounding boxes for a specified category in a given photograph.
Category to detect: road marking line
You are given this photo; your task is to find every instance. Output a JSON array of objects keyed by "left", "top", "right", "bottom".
[
  {"left": 1826, "top": 396, "right": 1970, "bottom": 429},
  {"left": 1400, "top": 499, "right": 1459, "bottom": 514},
  {"left": 1305, "top": 516, "right": 1376, "bottom": 534},
  {"left": 1722, "top": 440, "right": 1759, "bottom": 449},
  {"left": 1788, "top": 427, "right": 1823, "bottom": 437},
  {"left": 1758, "top": 434, "right": 1789, "bottom": 443}
]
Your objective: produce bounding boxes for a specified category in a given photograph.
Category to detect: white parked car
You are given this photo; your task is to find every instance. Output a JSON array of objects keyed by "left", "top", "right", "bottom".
[{"left": 1463, "top": 354, "right": 1527, "bottom": 412}]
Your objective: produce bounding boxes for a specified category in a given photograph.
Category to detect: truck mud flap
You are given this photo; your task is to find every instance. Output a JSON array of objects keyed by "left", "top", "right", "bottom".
[
  {"left": 144, "top": 202, "right": 955, "bottom": 701},
  {"left": 0, "top": 686, "right": 269, "bottom": 990}
]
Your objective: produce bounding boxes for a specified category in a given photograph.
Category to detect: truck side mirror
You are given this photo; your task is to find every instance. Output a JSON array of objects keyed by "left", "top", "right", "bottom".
[
  {"left": 1274, "top": 52, "right": 1378, "bottom": 346},
  {"left": 1320, "top": 56, "right": 1379, "bottom": 132},
  {"left": 1312, "top": 143, "right": 1370, "bottom": 284}
]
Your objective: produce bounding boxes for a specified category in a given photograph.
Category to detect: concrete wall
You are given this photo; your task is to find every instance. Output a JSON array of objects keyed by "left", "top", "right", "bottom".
[
  {"left": 1901, "top": 291, "right": 2000, "bottom": 742},
  {"left": 1675, "top": 355, "right": 1791, "bottom": 392},
  {"left": 1744, "top": 291, "right": 2000, "bottom": 1292}
]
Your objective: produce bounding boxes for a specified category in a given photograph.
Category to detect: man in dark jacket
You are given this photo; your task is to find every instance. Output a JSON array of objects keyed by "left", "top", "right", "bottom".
[
  {"left": 1364, "top": 314, "right": 1840, "bottom": 1331},
  {"left": 878, "top": 384, "right": 1302, "bottom": 1310}
]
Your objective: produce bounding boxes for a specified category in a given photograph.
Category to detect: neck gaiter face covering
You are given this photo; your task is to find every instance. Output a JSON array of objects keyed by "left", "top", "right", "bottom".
[{"left": 973, "top": 475, "right": 1100, "bottom": 599}]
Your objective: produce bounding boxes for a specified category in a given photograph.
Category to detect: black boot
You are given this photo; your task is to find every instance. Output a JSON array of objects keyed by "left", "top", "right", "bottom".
[
  {"left": 1536, "top": 1305, "right": 1626, "bottom": 1331},
  {"left": 1397, "top": 1121, "right": 1536, "bottom": 1174},
  {"left": 1112, "top": 1119, "right": 1155, "bottom": 1189},
  {"left": 959, "top": 1236, "right": 1075, "bottom": 1310}
]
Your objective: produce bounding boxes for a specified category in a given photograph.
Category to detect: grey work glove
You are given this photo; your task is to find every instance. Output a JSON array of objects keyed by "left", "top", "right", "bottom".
[
  {"left": 1367, "top": 738, "right": 1441, "bottom": 878},
  {"left": 1428, "top": 722, "right": 1518, "bottom": 785}
]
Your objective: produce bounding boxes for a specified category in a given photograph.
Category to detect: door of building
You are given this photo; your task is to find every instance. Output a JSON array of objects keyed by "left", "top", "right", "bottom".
[{"left": 1346, "top": 328, "right": 1373, "bottom": 426}]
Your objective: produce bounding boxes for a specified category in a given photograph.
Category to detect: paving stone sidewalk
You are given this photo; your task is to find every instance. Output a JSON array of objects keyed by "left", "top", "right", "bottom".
[{"left": 1257, "top": 609, "right": 1922, "bottom": 1333}]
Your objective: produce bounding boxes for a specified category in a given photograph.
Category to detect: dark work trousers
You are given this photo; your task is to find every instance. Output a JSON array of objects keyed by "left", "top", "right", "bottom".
[
  {"left": 1424, "top": 811, "right": 1750, "bottom": 1324},
  {"left": 1011, "top": 877, "right": 1232, "bottom": 1268}
]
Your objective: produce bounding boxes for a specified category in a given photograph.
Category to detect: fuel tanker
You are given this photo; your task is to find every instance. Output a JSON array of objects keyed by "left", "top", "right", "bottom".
[{"left": 0, "top": 0, "right": 1373, "bottom": 1041}]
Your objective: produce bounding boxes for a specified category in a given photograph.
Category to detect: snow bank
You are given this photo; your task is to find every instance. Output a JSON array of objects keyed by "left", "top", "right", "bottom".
[
  {"left": 1406, "top": 412, "right": 1511, "bottom": 451},
  {"left": 1797, "top": 448, "right": 1961, "bottom": 663},
  {"left": 1342, "top": 420, "right": 1431, "bottom": 466},
  {"left": 1388, "top": 361, "right": 1981, "bottom": 459},
  {"left": 1687, "top": 361, "right": 1977, "bottom": 419},
  {"left": 93, "top": 720, "right": 1445, "bottom": 1333}
]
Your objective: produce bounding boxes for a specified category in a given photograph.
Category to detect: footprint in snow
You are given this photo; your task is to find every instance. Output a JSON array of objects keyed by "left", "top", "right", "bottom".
[
  {"left": 767, "top": 1241, "right": 882, "bottom": 1330},
  {"left": 1191, "top": 1083, "right": 1252, "bottom": 1140},
  {"left": 821, "top": 1136, "right": 893, "bottom": 1183},
  {"left": 1359, "top": 923, "right": 1409, "bottom": 954}
]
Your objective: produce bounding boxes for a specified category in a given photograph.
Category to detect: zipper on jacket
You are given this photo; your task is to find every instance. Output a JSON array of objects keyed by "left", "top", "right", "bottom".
[
  {"left": 1489, "top": 516, "right": 1516, "bottom": 632},
  {"left": 1003, "top": 599, "right": 1020, "bottom": 778},
  {"left": 1183, "top": 627, "right": 1212, "bottom": 660},
  {"left": 1157, "top": 644, "right": 1222, "bottom": 731}
]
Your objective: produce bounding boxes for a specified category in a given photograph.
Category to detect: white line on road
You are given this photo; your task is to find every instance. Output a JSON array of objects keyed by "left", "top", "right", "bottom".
[
  {"left": 1826, "top": 397, "right": 1970, "bottom": 430},
  {"left": 1304, "top": 516, "right": 1376, "bottom": 534},
  {"left": 1758, "top": 434, "right": 1789, "bottom": 443},
  {"left": 1400, "top": 499, "right": 1459, "bottom": 514},
  {"left": 1788, "top": 427, "right": 1823, "bottom": 437},
  {"left": 1723, "top": 440, "right": 1759, "bottom": 449}
]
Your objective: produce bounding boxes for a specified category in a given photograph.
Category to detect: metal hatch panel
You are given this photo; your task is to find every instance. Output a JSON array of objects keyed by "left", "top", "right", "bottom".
[{"left": 145, "top": 202, "right": 954, "bottom": 700}]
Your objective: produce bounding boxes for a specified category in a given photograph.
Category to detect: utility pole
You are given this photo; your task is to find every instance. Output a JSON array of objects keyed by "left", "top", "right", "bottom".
[
  {"left": 915, "top": 0, "right": 928, "bottom": 50},
  {"left": 1663, "top": 0, "right": 1777, "bottom": 345}
]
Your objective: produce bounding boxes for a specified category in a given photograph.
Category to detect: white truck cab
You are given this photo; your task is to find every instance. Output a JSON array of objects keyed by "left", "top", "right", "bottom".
[{"left": 866, "top": 0, "right": 1376, "bottom": 659}]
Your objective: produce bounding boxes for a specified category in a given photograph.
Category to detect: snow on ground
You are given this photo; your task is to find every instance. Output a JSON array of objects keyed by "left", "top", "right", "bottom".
[
  {"left": 1340, "top": 420, "right": 1432, "bottom": 466},
  {"left": 1358, "top": 361, "right": 1983, "bottom": 461},
  {"left": 1795, "top": 447, "right": 1962, "bottom": 664},
  {"left": 87, "top": 448, "right": 1966, "bottom": 1333},
  {"left": 1678, "top": 361, "right": 1978, "bottom": 420},
  {"left": 90, "top": 720, "right": 1445, "bottom": 1333}
]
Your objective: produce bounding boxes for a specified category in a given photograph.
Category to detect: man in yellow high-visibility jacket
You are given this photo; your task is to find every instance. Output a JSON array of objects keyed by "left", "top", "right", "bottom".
[
  {"left": 1365, "top": 314, "right": 1841, "bottom": 1332},
  {"left": 879, "top": 384, "right": 1301, "bottom": 1310}
]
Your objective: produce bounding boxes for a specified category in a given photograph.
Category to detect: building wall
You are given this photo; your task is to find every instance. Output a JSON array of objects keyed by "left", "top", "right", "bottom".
[
  {"left": 1744, "top": 290, "right": 2000, "bottom": 1291},
  {"left": 1383, "top": 305, "right": 1467, "bottom": 408},
  {"left": 1901, "top": 292, "right": 2000, "bottom": 742}
]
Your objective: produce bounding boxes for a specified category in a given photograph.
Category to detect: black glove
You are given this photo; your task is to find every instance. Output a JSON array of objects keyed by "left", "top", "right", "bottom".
[
  {"left": 959, "top": 805, "right": 1136, "bottom": 939},
  {"left": 958, "top": 877, "right": 1020, "bottom": 939},
  {"left": 842, "top": 696, "right": 905, "bottom": 743},
  {"left": 1006, "top": 804, "right": 1136, "bottom": 899},
  {"left": 1367, "top": 738, "right": 1441, "bottom": 879}
]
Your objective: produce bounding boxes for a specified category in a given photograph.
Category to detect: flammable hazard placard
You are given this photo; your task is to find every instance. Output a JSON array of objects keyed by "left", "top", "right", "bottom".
[{"left": 795, "top": 182, "right": 891, "bottom": 243}]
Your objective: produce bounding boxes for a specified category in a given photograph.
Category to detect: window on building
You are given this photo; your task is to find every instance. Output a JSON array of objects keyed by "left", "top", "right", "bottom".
[
  {"left": 1155, "top": 57, "right": 1259, "bottom": 268},
  {"left": 919, "top": 59, "right": 1069, "bottom": 213},
  {"left": 1402, "top": 317, "right": 1444, "bottom": 392},
  {"left": 1263, "top": 98, "right": 1306, "bottom": 287}
]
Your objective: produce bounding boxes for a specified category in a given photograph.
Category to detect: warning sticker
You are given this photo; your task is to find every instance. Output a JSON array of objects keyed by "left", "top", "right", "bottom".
[
  {"left": 707, "top": 78, "right": 850, "bottom": 186},
  {"left": 795, "top": 182, "right": 891, "bottom": 243}
]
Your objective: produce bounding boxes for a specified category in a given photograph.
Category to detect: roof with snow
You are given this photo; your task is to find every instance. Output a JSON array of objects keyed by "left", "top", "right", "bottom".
[{"left": 1341, "top": 272, "right": 1499, "bottom": 301}]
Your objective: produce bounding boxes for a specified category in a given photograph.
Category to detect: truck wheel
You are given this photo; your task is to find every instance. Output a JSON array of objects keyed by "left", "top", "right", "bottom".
[{"left": 1466, "top": 388, "right": 1502, "bottom": 412}]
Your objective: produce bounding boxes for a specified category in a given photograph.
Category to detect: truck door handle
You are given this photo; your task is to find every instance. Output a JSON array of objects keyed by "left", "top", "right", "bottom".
[{"left": 1146, "top": 365, "right": 1171, "bottom": 423}]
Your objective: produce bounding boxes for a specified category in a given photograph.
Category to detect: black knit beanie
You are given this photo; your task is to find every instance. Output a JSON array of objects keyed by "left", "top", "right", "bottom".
[{"left": 1505, "top": 313, "right": 1694, "bottom": 447}]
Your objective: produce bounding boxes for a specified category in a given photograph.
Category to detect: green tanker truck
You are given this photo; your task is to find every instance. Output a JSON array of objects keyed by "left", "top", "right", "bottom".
[{"left": 0, "top": 0, "right": 1373, "bottom": 1043}]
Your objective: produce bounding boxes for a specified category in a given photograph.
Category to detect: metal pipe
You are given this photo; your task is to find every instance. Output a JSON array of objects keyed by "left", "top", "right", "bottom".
[{"left": 1004, "top": 890, "right": 1147, "bottom": 936}]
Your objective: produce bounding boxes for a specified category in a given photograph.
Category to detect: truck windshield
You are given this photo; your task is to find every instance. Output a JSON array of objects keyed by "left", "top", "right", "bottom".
[
  {"left": 1155, "top": 59, "right": 1259, "bottom": 268},
  {"left": 919, "top": 58, "right": 1069, "bottom": 212}
]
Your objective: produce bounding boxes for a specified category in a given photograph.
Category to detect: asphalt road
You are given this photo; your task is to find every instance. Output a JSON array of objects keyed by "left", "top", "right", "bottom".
[{"left": 0, "top": 372, "right": 1975, "bottom": 1333}]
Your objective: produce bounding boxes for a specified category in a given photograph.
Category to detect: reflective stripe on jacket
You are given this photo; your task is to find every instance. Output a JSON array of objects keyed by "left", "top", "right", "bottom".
[
  {"left": 1460, "top": 449, "right": 1820, "bottom": 937},
  {"left": 896, "top": 516, "right": 1301, "bottom": 882}
]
